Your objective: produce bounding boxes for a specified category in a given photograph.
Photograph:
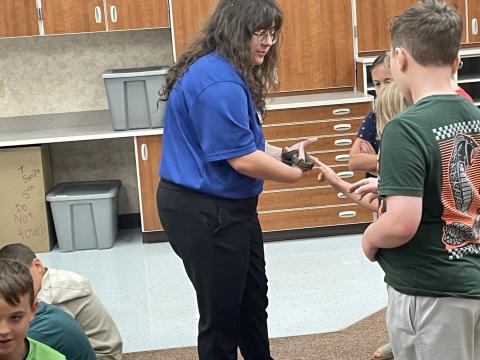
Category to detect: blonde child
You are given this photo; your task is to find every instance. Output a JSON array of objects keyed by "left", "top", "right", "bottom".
[{"left": 349, "top": 52, "right": 393, "bottom": 175}]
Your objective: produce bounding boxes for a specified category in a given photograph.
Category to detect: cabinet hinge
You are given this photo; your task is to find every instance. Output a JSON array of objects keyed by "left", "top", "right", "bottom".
[{"left": 353, "top": 25, "right": 357, "bottom": 39}]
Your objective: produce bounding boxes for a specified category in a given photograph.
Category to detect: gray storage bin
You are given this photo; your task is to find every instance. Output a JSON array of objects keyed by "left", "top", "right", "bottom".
[
  {"left": 102, "top": 66, "right": 169, "bottom": 130},
  {"left": 46, "top": 180, "right": 121, "bottom": 252}
]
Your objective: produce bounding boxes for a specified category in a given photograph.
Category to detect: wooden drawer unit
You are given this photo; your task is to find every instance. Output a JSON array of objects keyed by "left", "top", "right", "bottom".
[
  {"left": 258, "top": 186, "right": 354, "bottom": 212},
  {"left": 264, "top": 102, "right": 371, "bottom": 125},
  {"left": 259, "top": 205, "right": 373, "bottom": 232},
  {"left": 263, "top": 117, "right": 362, "bottom": 140},
  {"left": 264, "top": 166, "right": 363, "bottom": 191},
  {"left": 269, "top": 134, "right": 357, "bottom": 153}
]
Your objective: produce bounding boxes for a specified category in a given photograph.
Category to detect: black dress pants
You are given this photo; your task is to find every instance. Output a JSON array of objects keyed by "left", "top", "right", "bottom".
[{"left": 157, "top": 180, "right": 273, "bottom": 360}]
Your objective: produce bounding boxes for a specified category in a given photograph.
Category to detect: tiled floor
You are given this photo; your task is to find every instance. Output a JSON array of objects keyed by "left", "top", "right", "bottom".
[{"left": 38, "top": 229, "right": 387, "bottom": 353}]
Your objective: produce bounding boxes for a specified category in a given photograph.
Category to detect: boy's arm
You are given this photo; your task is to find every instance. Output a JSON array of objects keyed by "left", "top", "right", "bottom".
[{"left": 362, "top": 195, "right": 422, "bottom": 261}]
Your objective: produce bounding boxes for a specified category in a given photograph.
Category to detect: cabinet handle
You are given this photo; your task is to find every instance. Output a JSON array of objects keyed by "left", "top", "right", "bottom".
[
  {"left": 333, "top": 123, "right": 352, "bottom": 132},
  {"left": 332, "top": 108, "right": 351, "bottom": 116},
  {"left": 94, "top": 6, "right": 102, "bottom": 24},
  {"left": 141, "top": 144, "right": 149, "bottom": 161},
  {"left": 334, "top": 139, "right": 353, "bottom": 147},
  {"left": 335, "top": 154, "right": 350, "bottom": 162},
  {"left": 337, "top": 171, "right": 354, "bottom": 179},
  {"left": 110, "top": 5, "right": 118, "bottom": 24},
  {"left": 338, "top": 210, "right": 357, "bottom": 218},
  {"left": 337, "top": 192, "right": 347, "bottom": 199},
  {"left": 473, "top": 18, "right": 479, "bottom": 36}
]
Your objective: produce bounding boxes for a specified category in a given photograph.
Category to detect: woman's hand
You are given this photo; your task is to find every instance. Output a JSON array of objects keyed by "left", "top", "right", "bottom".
[{"left": 285, "top": 138, "right": 317, "bottom": 152}]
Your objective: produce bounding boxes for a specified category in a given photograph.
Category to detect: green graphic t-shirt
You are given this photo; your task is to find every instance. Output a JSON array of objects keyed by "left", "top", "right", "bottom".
[
  {"left": 25, "top": 337, "right": 66, "bottom": 360},
  {"left": 378, "top": 94, "right": 480, "bottom": 299}
]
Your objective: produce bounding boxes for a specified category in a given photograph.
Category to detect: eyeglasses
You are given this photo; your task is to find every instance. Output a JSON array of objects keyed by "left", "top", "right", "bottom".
[{"left": 253, "top": 29, "right": 278, "bottom": 45}]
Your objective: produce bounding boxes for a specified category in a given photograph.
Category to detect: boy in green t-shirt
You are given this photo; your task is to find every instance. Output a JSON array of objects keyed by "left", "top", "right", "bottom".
[
  {"left": 359, "top": 1, "right": 480, "bottom": 359},
  {"left": 0, "top": 259, "right": 65, "bottom": 360}
]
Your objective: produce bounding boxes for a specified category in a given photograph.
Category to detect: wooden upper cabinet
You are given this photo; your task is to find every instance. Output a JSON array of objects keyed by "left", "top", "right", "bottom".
[
  {"left": 468, "top": 0, "right": 480, "bottom": 43},
  {"left": 42, "top": 0, "right": 169, "bottom": 35},
  {"left": 276, "top": 0, "right": 354, "bottom": 92},
  {"left": 0, "top": 0, "right": 39, "bottom": 37},
  {"left": 356, "top": 0, "right": 466, "bottom": 53},
  {"left": 42, "top": 0, "right": 105, "bottom": 34},
  {"left": 106, "top": 0, "right": 169, "bottom": 31},
  {"left": 170, "top": 0, "right": 218, "bottom": 60}
]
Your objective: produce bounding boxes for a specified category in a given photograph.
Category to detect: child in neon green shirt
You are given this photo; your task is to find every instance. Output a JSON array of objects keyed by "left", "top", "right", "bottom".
[{"left": 0, "top": 259, "right": 64, "bottom": 360}]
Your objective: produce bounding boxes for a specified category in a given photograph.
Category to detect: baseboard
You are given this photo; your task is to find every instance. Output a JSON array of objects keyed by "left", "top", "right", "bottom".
[
  {"left": 139, "top": 223, "right": 370, "bottom": 243},
  {"left": 119, "top": 213, "right": 141, "bottom": 229}
]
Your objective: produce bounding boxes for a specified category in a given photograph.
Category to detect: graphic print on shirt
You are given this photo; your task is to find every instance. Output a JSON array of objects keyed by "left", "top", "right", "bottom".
[{"left": 433, "top": 121, "right": 480, "bottom": 260}]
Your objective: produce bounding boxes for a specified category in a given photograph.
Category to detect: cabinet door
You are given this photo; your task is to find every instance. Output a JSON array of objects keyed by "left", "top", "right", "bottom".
[
  {"left": 106, "top": 0, "right": 169, "bottom": 31},
  {"left": 170, "top": 0, "right": 218, "bottom": 60},
  {"left": 276, "top": 0, "right": 354, "bottom": 92},
  {"left": 135, "top": 135, "right": 162, "bottom": 232},
  {"left": 42, "top": 0, "right": 105, "bottom": 34},
  {"left": 469, "top": 0, "right": 480, "bottom": 43},
  {"left": 356, "top": 0, "right": 466, "bottom": 53},
  {"left": 0, "top": 0, "right": 39, "bottom": 37}
]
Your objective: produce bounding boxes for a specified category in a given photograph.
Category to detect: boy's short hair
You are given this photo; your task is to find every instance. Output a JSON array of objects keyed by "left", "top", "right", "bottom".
[
  {"left": 371, "top": 51, "right": 391, "bottom": 72},
  {"left": 0, "top": 259, "right": 35, "bottom": 306},
  {"left": 0, "top": 243, "right": 37, "bottom": 267},
  {"left": 390, "top": 0, "right": 462, "bottom": 66}
]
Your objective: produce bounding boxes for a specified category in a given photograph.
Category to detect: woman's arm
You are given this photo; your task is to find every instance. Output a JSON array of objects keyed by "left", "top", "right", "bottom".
[{"left": 228, "top": 150, "right": 303, "bottom": 183}]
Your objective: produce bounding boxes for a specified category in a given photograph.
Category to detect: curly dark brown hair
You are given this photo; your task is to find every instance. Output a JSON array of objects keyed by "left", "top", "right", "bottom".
[{"left": 161, "top": 0, "right": 282, "bottom": 115}]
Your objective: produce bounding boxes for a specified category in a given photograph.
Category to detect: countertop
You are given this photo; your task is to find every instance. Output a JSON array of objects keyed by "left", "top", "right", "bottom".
[{"left": 0, "top": 91, "right": 373, "bottom": 148}]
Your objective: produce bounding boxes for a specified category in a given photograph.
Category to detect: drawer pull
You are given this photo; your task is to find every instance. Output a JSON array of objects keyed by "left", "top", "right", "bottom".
[
  {"left": 335, "top": 154, "right": 350, "bottom": 162},
  {"left": 337, "top": 171, "right": 354, "bottom": 179},
  {"left": 338, "top": 210, "right": 357, "bottom": 218},
  {"left": 141, "top": 144, "right": 149, "bottom": 161},
  {"left": 333, "top": 124, "right": 352, "bottom": 131},
  {"left": 334, "top": 139, "right": 353, "bottom": 147},
  {"left": 332, "top": 108, "right": 351, "bottom": 116},
  {"left": 473, "top": 18, "right": 479, "bottom": 36},
  {"left": 110, "top": 5, "right": 118, "bottom": 23},
  {"left": 337, "top": 192, "right": 347, "bottom": 199},
  {"left": 94, "top": 6, "right": 102, "bottom": 24}
]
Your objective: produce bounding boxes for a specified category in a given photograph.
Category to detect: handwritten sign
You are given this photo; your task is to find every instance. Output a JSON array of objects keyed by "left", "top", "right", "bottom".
[{"left": 0, "top": 147, "right": 52, "bottom": 252}]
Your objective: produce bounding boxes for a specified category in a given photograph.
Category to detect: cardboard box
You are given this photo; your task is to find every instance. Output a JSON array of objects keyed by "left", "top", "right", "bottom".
[{"left": 0, "top": 146, "right": 55, "bottom": 253}]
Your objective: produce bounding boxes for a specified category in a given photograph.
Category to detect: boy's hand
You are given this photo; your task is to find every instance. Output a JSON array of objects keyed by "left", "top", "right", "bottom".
[{"left": 348, "top": 178, "right": 379, "bottom": 199}]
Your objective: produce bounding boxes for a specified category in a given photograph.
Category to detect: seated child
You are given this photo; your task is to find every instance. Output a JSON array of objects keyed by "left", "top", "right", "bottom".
[
  {"left": 0, "top": 244, "right": 122, "bottom": 360},
  {"left": 0, "top": 258, "right": 65, "bottom": 360},
  {"left": 29, "top": 301, "right": 96, "bottom": 360}
]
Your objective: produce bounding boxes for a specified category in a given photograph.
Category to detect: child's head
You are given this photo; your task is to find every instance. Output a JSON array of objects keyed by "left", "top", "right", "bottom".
[
  {"left": 375, "top": 81, "right": 408, "bottom": 137},
  {"left": 371, "top": 51, "right": 393, "bottom": 96},
  {"left": 0, "top": 259, "right": 37, "bottom": 359},
  {"left": 0, "top": 244, "right": 45, "bottom": 297},
  {"left": 389, "top": 0, "right": 462, "bottom": 98}
]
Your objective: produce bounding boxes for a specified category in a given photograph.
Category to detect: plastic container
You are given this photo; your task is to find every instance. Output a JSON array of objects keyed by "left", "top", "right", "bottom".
[
  {"left": 102, "top": 66, "right": 169, "bottom": 130},
  {"left": 46, "top": 180, "right": 121, "bottom": 252}
]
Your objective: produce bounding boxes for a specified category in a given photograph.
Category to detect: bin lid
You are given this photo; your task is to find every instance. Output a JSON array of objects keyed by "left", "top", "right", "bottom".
[
  {"left": 102, "top": 66, "right": 169, "bottom": 79},
  {"left": 46, "top": 180, "right": 121, "bottom": 202}
]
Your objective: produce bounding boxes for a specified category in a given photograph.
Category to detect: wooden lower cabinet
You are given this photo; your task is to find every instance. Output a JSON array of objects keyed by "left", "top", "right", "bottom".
[
  {"left": 259, "top": 205, "right": 373, "bottom": 232},
  {"left": 135, "top": 135, "right": 162, "bottom": 232}
]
